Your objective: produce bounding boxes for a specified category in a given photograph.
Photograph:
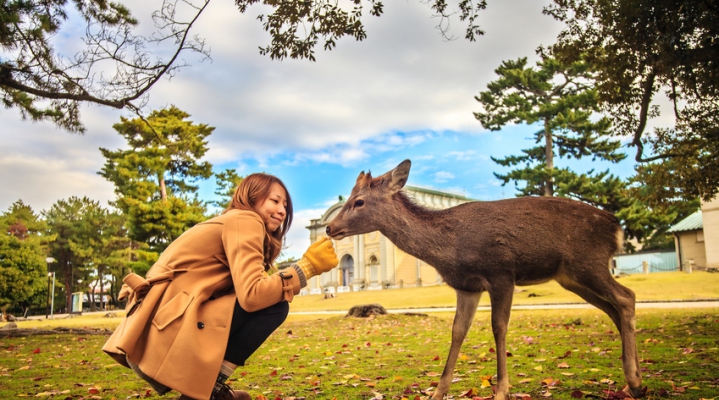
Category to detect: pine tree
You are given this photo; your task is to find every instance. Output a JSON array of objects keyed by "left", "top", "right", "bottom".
[
  {"left": 209, "top": 169, "right": 245, "bottom": 212},
  {"left": 474, "top": 52, "right": 625, "bottom": 202},
  {"left": 99, "top": 106, "right": 213, "bottom": 255}
]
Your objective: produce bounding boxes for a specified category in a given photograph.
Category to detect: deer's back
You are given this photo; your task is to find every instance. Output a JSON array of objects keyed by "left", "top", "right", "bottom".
[{"left": 435, "top": 196, "right": 621, "bottom": 289}]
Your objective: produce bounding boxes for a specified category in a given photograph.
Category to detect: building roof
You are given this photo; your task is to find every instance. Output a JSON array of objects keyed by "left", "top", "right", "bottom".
[{"left": 667, "top": 211, "right": 703, "bottom": 233}]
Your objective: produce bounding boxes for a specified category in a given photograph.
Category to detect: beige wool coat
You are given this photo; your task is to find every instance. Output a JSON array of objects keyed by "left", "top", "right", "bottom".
[{"left": 102, "top": 209, "right": 303, "bottom": 399}]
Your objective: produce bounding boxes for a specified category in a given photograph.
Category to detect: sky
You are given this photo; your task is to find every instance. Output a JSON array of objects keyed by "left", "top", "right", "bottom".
[{"left": 0, "top": 0, "right": 640, "bottom": 260}]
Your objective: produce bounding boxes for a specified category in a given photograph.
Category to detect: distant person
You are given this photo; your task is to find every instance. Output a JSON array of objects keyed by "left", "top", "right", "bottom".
[{"left": 103, "top": 173, "right": 339, "bottom": 399}]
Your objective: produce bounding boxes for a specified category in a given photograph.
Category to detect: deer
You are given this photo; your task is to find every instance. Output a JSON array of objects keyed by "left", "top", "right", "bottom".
[{"left": 325, "top": 159, "right": 644, "bottom": 400}]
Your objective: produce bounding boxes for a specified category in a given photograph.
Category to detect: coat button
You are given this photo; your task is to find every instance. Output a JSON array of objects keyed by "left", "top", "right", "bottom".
[{"left": 197, "top": 322, "right": 205, "bottom": 329}]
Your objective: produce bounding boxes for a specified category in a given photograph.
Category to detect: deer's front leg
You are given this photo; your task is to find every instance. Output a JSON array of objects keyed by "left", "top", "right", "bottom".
[
  {"left": 488, "top": 280, "right": 515, "bottom": 400},
  {"left": 432, "top": 290, "right": 481, "bottom": 400}
]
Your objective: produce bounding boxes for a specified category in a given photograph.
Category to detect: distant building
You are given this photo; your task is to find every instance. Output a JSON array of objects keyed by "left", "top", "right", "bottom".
[
  {"left": 668, "top": 196, "right": 719, "bottom": 270},
  {"left": 304, "top": 186, "right": 474, "bottom": 295}
]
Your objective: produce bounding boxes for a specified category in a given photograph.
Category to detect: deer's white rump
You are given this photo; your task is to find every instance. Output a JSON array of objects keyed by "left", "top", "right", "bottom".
[{"left": 325, "top": 159, "right": 643, "bottom": 400}]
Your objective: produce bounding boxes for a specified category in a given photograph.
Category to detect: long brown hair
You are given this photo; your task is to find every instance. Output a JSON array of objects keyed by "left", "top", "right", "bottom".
[{"left": 223, "top": 173, "right": 293, "bottom": 268}]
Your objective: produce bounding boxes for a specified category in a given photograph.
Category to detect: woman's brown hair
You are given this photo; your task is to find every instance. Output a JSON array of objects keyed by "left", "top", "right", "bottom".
[{"left": 223, "top": 173, "right": 293, "bottom": 269}]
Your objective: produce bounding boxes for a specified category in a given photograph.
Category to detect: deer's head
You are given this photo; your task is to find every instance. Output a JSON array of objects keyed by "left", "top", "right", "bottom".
[{"left": 325, "top": 159, "right": 411, "bottom": 240}]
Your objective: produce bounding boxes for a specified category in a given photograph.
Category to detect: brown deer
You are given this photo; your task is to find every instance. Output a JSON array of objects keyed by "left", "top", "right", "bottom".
[{"left": 325, "top": 159, "right": 643, "bottom": 400}]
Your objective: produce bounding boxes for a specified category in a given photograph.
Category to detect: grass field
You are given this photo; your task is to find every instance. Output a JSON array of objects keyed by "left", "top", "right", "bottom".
[
  {"left": 287, "top": 271, "right": 719, "bottom": 312},
  {"left": 2, "top": 271, "right": 718, "bottom": 399}
]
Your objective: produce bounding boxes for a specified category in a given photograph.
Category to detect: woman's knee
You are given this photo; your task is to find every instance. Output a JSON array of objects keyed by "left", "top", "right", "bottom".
[{"left": 269, "top": 301, "right": 289, "bottom": 324}]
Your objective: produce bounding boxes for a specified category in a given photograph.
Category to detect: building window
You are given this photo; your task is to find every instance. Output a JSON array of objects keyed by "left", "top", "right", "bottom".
[
  {"left": 340, "top": 254, "right": 354, "bottom": 286},
  {"left": 368, "top": 255, "right": 379, "bottom": 282},
  {"left": 697, "top": 230, "right": 704, "bottom": 243}
]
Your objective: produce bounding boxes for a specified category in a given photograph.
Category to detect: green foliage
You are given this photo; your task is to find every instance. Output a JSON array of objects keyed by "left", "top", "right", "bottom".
[
  {"left": 99, "top": 106, "right": 212, "bottom": 253},
  {"left": 210, "top": 168, "right": 245, "bottom": 212},
  {"left": 474, "top": 53, "right": 624, "bottom": 199},
  {"left": 0, "top": 201, "right": 49, "bottom": 311},
  {"left": 0, "top": 0, "right": 136, "bottom": 131},
  {"left": 546, "top": 0, "right": 719, "bottom": 203},
  {"left": 43, "top": 197, "right": 124, "bottom": 311}
]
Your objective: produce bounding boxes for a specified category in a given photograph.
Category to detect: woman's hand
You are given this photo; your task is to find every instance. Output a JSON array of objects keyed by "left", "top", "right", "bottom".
[{"left": 297, "top": 237, "right": 339, "bottom": 279}]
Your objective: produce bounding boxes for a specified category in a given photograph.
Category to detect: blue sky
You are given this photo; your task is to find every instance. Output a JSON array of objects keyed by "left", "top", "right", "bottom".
[{"left": 0, "top": 0, "right": 641, "bottom": 260}]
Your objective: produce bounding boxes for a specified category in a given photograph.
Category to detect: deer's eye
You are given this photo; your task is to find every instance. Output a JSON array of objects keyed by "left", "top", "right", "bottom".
[{"left": 354, "top": 199, "right": 365, "bottom": 208}]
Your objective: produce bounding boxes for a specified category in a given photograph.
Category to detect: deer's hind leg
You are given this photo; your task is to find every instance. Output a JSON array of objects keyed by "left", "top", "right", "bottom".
[
  {"left": 488, "top": 277, "right": 515, "bottom": 400},
  {"left": 557, "top": 273, "right": 643, "bottom": 397},
  {"left": 432, "top": 290, "right": 481, "bottom": 400}
]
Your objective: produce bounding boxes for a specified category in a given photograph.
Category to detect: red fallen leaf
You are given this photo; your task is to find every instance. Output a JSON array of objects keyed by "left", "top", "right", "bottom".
[
  {"left": 366, "top": 342, "right": 372, "bottom": 347},
  {"left": 459, "top": 387, "right": 477, "bottom": 397},
  {"left": 240, "top": 371, "right": 247, "bottom": 376},
  {"left": 88, "top": 388, "right": 100, "bottom": 395},
  {"left": 78, "top": 337, "right": 85, "bottom": 341},
  {"left": 33, "top": 348, "right": 41, "bottom": 354},
  {"left": 558, "top": 350, "right": 572, "bottom": 359},
  {"left": 433, "top": 355, "right": 440, "bottom": 361},
  {"left": 32, "top": 376, "right": 43, "bottom": 381},
  {"left": 506, "top": 351, "right": 513, "bottom": 357},
  {"left": 342, "top": 344, "right": 348, "bottom": 348},
  {"left": 269, "top": 370, "right": 278, "bottom": 376},
  {"left": 144, "top": 389, "right": 152, "bottom": 397},
  {"left": 657, "top": 388, "right": 669, "bottom": 397},
  {"left": 570, "top": 389, "right": 583, "bottom": 398},
  {"left": 430, "top": 381, "right": 439, "bottom": 387},
  {"left": 489, "top": 348, "right": 496, "bottom": 353},
  {"left": 285, "top": 330, "right": 292, "bottom": 334}
]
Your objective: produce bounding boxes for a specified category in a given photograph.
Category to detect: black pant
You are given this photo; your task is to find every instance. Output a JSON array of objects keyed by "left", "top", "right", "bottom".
[{"left": 224, "top": 300, "right": 289, "bottom": 366}]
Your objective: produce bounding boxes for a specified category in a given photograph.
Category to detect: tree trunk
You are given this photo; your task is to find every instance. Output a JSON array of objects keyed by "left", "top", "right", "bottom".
[
  {"left": 159, "top": 175, "right": 167, "bottom": 201},
  {"left": 543, "top": 121, "right": 554, "bottom": 196}
]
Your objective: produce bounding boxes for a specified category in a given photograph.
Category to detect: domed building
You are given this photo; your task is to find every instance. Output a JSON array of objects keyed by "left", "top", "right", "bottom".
[{"left": 303, "top": 186, "right": 474, "bottom": 295}]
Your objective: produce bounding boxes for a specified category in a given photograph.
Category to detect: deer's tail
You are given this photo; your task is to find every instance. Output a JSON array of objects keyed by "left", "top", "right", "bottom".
[{"left": 614, "top": 225, "right": 625, "bottom": 253}]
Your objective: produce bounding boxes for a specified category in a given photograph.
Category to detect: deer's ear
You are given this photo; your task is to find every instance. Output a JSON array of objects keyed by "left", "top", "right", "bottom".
[
  {"left": 388, "top": 159, "right": 411, "bottom": 192},
  {"left": 356, "top": 171, "right": 373, "bottom": 188}
]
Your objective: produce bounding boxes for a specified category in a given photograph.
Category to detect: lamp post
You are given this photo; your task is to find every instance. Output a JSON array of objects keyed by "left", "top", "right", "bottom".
[
  {"left": 46, "top": 272, "right": 51, "bottom": 319},
  {"left": 46, "top": 257, "right": 56, "bottom": 319}
]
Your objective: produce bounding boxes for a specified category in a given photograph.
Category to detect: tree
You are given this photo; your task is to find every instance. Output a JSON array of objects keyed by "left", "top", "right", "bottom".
[
  {"left": 99, "top": 106, "right": 212, "bottom": 254},
  {"left": 44, "top": 196, "right": 115, "bottom": 312},
  {"left": 209, "top": 169, "right": 244, "bottom": 211},
  {"left": 2, "top": 0, "right": 486, "bottom": 132},
  {"left": 0, "top": 201, "right": 50, "bottom": 315},
  {"left": 474, "top": 54, "right": 624, "bottom": 199},
  {"left": 545, "top": 0, "right": 719, "bottom": 203}
]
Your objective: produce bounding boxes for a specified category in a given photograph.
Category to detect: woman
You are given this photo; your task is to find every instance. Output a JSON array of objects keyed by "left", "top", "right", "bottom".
[{"left": 103, "top": 173, "right": 339, "bottom": 400}]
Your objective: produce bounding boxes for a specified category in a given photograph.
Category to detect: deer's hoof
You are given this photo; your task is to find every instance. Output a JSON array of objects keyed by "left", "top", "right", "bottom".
[{"left": 623, "top": 384, "right": 647, "bottom": 398}]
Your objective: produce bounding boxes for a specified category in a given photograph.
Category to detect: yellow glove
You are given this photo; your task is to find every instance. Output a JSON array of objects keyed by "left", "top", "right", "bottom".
[{"left": 297, "top": 237, "right": 338, "bottom": 279}]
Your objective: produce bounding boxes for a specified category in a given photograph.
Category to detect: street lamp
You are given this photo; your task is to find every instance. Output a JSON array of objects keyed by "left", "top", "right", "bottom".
[{"left": 46, "top": 257, "right": 56, "bottom": 319}]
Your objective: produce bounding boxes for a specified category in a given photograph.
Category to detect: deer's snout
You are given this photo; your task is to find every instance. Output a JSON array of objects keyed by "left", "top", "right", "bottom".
[{"left": 325, "top": 226, "right": 332, "bottom": 235}]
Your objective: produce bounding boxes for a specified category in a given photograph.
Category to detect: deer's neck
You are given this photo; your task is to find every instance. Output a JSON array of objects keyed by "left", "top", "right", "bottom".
[{"left": 378, "top": 196, "right": 452, "bottom": 265}]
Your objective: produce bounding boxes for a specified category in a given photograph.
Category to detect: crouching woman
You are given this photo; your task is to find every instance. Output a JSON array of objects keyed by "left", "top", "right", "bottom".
[{"left": 103, "top": 173, "right": 338, "bottom": 399}]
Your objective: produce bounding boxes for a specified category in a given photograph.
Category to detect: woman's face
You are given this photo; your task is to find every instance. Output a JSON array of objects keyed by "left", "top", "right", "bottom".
[{"left": 256, "top": 182, "right": 287, "bottom": 233}]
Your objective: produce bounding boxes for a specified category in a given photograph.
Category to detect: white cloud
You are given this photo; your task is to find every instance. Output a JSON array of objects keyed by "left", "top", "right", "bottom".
[{"left": 434, "top": 171, "right": 455, "bottom": 183}]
